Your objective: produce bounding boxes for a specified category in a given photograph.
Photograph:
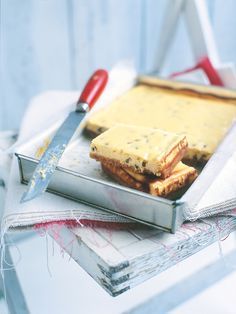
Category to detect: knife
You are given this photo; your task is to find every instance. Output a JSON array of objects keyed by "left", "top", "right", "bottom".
[{"left": 21, "top": 69, "right": 108, "bottom": 203}]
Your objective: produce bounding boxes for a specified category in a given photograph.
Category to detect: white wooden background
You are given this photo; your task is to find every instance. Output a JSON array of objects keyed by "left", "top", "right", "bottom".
[{"left": 1, "top": 0, "right": 236, "bottom": 131}]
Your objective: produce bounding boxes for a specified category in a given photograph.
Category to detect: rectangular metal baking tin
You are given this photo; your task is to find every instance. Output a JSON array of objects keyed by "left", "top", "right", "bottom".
[
  {"left": 15, "top": 77, "right": 236, "bottom": 233},
  {"left": 16, "top": 152, "right": 184, "bottom": 233}
]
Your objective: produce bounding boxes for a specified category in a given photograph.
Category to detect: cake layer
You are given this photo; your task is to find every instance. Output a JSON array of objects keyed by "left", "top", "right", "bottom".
[
  {"left": 90, "top": 125, "right": 188, "bottom": 178},
  {"left": 124, "top": 167, "right": 151, "bottom": 183},
  {"left": 147, "top": 162, "right": 198, "bottom": 197},
  {"left": 86, "top": 85, "right": 236, "bottom": 161},
  {"left": 102, "top": 161, "right": 198, "bottom": 197},
  {"left": 101, "top": 162, "right": 144, "bottom": 192}
]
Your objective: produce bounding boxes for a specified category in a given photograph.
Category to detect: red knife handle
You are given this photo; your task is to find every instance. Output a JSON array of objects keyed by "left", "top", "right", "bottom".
[{"left": 77, "top": 69, "right": 108, "bottom": 111}]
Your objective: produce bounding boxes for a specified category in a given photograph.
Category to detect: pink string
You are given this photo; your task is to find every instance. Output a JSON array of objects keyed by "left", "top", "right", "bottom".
[
  {"left": 33, "top": 219, "right": 135, "bottom": 250},
  {"left": 34, "top": 219, "right": 135, "bottom": 231}
]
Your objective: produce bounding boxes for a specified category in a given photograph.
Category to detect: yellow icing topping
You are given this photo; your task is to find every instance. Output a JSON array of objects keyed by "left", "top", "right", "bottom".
[
  {"left": 90, "top": 125, "right": 186, "bottom": 175},
  {"left": 87, "top": 85, "right": 236, "bottom": 160}
]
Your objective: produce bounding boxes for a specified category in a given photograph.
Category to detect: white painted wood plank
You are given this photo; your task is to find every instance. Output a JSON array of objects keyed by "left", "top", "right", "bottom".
[
  {"left": 128, "top": 226, "right": 161, "bottom": 240},
  {"left": 130, "top": 249, "right": 236, "bottom": 313},
  {"left": 212, "top": 0, "right": 236, "bottom": 65},
  {"left": 1, "top": 241, "right": 30, "bottom": 314},
  {"left": 151, "top": 0, "right": 184, "bottom": 73},
  {"left": 1, "top": 0, "right": 39, "bottom": 130},
  {"left": 184, "top": 0, "right": 220, "bottom": 66},
  {"left": 9, "top": 227, "right": 236, "bottom": 314},
  {"left": 95, "top": 228, "right": 139, "bottom": 250},
  {"left": 146, "top": 0, "right": 194, "bottom": 76},
  {"left": 1, "top": 0, "right": 73, "bottom": 130},
  {"left": 71, "top": 0, "right": 142, "bottom": 87},
  {"left": 110, "top": 218, "right": 236, "bottom": 294},
  {"left": 72, "top": 226, "right": 126, "bottom": 266},
  {"left": 30, "top": 0, "right": 73, "bottom": 90}
]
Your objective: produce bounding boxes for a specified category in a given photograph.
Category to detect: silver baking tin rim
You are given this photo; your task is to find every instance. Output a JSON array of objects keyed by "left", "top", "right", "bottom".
[
  {"left": 16, "top": 151, "right": 185, "bottom": 233},
  {"left": 15, "top": 119, "right": 236, "bottom": 233}
]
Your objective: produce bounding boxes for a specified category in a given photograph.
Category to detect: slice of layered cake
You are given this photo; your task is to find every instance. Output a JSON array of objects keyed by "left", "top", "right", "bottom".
[
  {"left": 90, "top": 125, "right": 197, "bottom": 198},
  {"left": 90, "top": 125, "right": 188, "bottom": 179}
]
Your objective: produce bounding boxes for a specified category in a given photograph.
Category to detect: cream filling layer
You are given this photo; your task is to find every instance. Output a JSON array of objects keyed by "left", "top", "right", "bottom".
[{"left": 90, "top": 125, "right": 187, "bottom": 176}]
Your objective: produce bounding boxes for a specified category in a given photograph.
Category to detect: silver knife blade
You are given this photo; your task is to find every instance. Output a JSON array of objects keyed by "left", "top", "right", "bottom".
[
  {"left": 21, "top": 69, "right": 108, "bottom": 203},
  {"left": 20, "top": 110, "right": 85, "bottom": 203}
]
